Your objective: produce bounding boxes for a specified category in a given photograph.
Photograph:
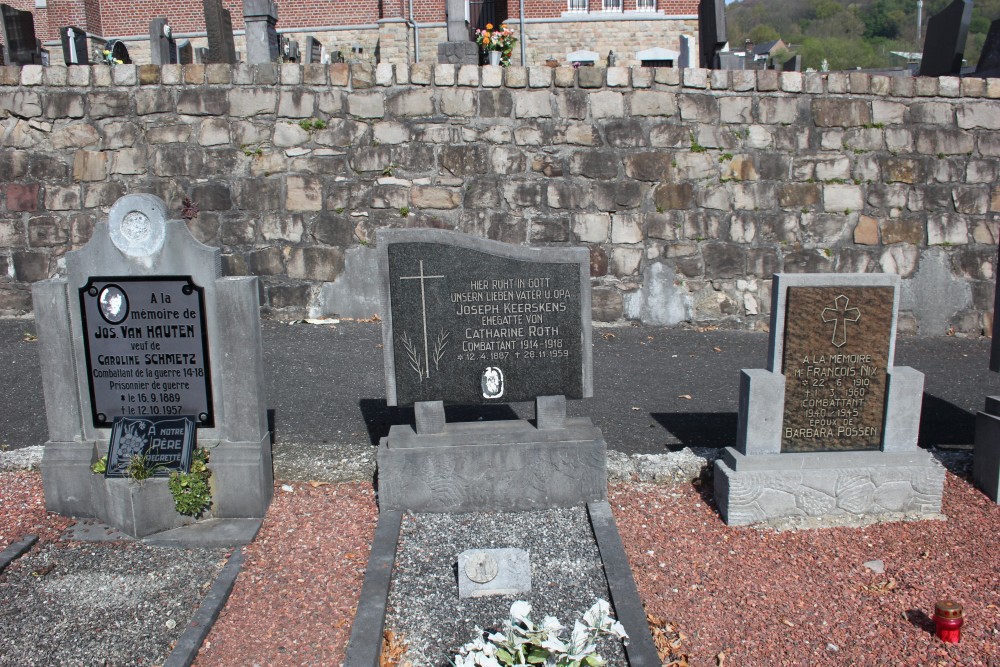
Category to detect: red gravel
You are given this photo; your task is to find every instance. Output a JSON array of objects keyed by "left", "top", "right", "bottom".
[
  {"left": 3, "top": 470, "right": 997, "bottom": 666},
  {"left": 615, "top": 473, "right": 1000, "bottom": 667},
  {"left": 0, "top": 471, "right": 73, "bottom": 550},
  {"left": 195, "top": 482, "right": 378, "bottom": 667}
]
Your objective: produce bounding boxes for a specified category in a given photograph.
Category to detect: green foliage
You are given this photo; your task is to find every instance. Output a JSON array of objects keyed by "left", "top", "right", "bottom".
[
  {"left": 749, "top": 24, "right": 781, "bottom": 44},
  {"left": 241, "top": 143, "right": 264, "bottom": 157},
  {"left": 126, "top": 454, "right": 158, "bottom": 482},
  {"left": 298, "top": 118, "right": 327, "bottom": 132},
  {"left": 690, "top": 134, "right": 707, "bottom": 153},
  {"left": 168, "top": 449, "right": 213, "bottom": 517},
  {"left": 91, "top": 456, "right": 107, "bottom": 474},
  {"left": 399, "top": 206, "right": 411, "bottom": 218}
]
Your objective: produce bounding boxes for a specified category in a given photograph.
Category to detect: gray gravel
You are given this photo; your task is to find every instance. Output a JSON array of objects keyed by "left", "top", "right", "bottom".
[
  {"left": 385, "top": 508, "right": 627, "bottom": 667},
  {"left": 0, "top": 541, "right": 227, "bottom": 666}
]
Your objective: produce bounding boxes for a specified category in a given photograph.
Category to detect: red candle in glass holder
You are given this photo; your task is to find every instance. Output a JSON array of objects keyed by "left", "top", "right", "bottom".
[{"left": 933, "top": 600, "right": 964, "bottom": 643}]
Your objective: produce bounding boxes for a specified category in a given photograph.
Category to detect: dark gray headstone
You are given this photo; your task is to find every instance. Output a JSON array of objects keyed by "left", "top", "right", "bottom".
[
  {"left": 195, "top": 46, "right": 209, "bottom": 64},
  {"left": 243, "top": 0, "right": 278, "bottom": 64},
  {"left": 698, "top": 0, "right": 727, "bottom": 69},
  {"left": 782, "top": 54, "right": 802, "bottom": 72},
  {"left": 304, "top": 35, "right": 322, "bottom": 64},
  {"left": 281, "top": 35, "right": 299, "bottom": 62},
  {"left": 1, "top": 4, "right": 42, "bottom": 65},
  {"left": 678, "top": 34, "right": 692, "bottom": 69},
  {"left": 203, "top": 0, "right": 237, "bottom": 64},
  {"left": 149, "top": 18, "right": 178, "bottom": 65},
  {"left": 379, "top": 229, "right": 593, "bottom": 406},
  {"left": 975, "top": 18, "right": 1000, "bottom": 76},
  {"left": 107, "top": 39, "right": 131, "bottom": 64},
  {"left": 60, "top": 26, "right": 89, "bottom": 65},
  {"left": 176, "top": 39, "right": 193, "bottom": 65},
  {"left": 919, "top": 0, "right": 972, "bottom": 77}
]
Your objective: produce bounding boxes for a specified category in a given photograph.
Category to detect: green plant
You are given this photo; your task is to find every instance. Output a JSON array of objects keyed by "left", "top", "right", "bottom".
[
  {"left": 655, "top": 205, "right": 665, "bottom": 214},
  {"left": 689, "top": 133, "right": 707, "bottom": 153},
  {"left": 241, "top": 143, "right": 264, "bottom": 157},
  {"left": 298, "top": 118, "right": 327, "bottom": 132},
  {"left": 719, "top": 153, "right": 733, "bottom": 162},
  {"left": 126, "top": 453, "right": 158, "bottom": 482},
  {"left": 168, "top": 449, "right": 213, "bottom": 517},
  {"left": 474, "top": 23, "right": 518, "bottom": 66},
  {"left": 454, "top": 600, "right": 627, "bottom": 667},
  {"left": 399, "top": 206, "right": 411, "bottom": 218},
  {"left": 334, "top": 207, "right": 346, "bottom": 214},
  {"left": 91, "top": 456, "right": 107, "bottom": 474},
  {"left": 381, "top": 163, "right": 397, "bottom": 177}
]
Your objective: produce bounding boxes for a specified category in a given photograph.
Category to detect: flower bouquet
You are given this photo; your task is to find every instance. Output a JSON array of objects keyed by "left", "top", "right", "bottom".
[{"left": 474, "top": 23, "right": 517, "bottom": 66}]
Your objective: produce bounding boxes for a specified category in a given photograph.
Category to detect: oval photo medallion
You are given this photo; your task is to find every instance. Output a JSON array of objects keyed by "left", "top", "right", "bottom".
[{"left": 98, "top": 285, "right": 129, "bottom": 324}]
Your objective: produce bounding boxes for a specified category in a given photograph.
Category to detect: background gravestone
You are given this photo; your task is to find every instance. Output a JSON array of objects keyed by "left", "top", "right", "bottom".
[
  {"left": 60, "top": 26, "right": 89, "bottom": 65},
  {"left": 972, "top": 234, "right": 1000, "bottom": 503},
  {"left": 243, "top": 0, "right": 279, "bottom": 64},
  {"left": 918, "top": 0, "right": 972, "bottom": 77},
  {"left": 376, "top": 228, "right": 604, "bottom": 513},
  {"left": 698, "top": 0, "right": 727, "bottom": 69},
  {"left": 714, "top": 273, "right": 945, "bottom": 526},
  {"left": 974, "top": 18, "right": 1000, "bottom": 77},
  {"left": 437, "top": 0, "right": 478, "bottom": 65},
  {"left": 203, "top": 0, "right": 237, "bottom": 64},
  {"left": 304, "top": 35, "right": 322, "bottom": 63},
  {"left": 149, "top": 18, "right": 177, "bottom": 65},
  {"left": 678, "top": 34, "right": 693, "bottom": 68},
  {"left": 32, "top": 193, "right": 272, "bottom": 538},
  {"left": 1, "top": 3, "right": 43, "bottom": 65},
  {"left": 177, "top": 38, "right": 193, "bottom": 64}
]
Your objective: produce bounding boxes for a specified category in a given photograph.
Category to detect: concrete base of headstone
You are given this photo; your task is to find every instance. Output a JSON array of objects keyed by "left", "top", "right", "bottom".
[
  {"left": 973, "top": 395, "right": 1000, "bottom": 502},
  {"left": 102, "top": 477, "right": 193, "bottom": 538},
  {"left": 210, "top": 435, "right": 274, "bottom": 517},
  {"left": 714, "top": 447, "right": 946, "bottom": 526},
  {"left": 377, "top": 417, "right": 607, "bottom": 512},
  {"left": 41, "top": 442, "right": 99, "bottom": 517},
  {"left": 437, "top": 41, "right": 479, "bottom": 65}
]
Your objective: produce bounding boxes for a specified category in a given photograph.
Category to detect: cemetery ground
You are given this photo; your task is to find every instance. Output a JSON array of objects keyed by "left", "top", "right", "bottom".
[{"left": 1, "top": 319, "right": 998, "bottom": 666}]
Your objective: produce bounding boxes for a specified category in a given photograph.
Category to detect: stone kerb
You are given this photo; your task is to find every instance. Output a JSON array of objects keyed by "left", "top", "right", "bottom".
[
  {"left": 31, "top": 193, "right": 272, "bottom": 536},
  {"left": 3, "top": 64, "right": 1000, "bottom": 335}
]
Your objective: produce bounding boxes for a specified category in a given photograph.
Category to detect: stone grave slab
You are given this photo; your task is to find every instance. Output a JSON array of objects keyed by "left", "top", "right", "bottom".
[
  {"left": 698, "top": 0, "right": 727, "bottom": 68},
  {"left": 714, "top": 273, "right": 945, "bottom": 525},
  {"left": 974, "top": 19, "right": 1000, "bottom": 77},
  {"left": 32, "top": 193, "right": 272, "bottom": 538},
  {"left": 457, "top": 548, "right": 531, "bottom": 598},
  {"left": 150, "top": 18, "right": 178, "bottom": 65}
]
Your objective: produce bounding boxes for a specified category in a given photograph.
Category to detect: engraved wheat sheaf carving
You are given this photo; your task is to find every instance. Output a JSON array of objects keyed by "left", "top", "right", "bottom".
[
  {"left": 431, "top": 328, "right": 450, "bottom": 371},
  {"left": 398, "top": 331, "right": 423, "bottom": 380}
]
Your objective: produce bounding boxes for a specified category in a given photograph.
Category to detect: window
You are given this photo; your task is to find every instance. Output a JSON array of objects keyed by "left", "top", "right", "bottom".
[
  {"left": 567, "top": 0, "right": 588, "bottom": 11},
  {"left": 602, "top": 0, "right": 623, "bottom": 10},
  {"left": 636, "top": 0, "right": 655, "bottom": 10}
]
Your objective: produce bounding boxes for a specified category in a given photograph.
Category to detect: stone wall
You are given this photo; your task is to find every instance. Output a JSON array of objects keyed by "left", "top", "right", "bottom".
[{"left": 2, "top": 62, "right": 999, "bottom": 335}]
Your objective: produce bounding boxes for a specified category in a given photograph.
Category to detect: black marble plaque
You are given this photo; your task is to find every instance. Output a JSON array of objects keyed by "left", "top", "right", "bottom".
[
  {"left": 1, "top": 3, "right": 41, "bottom": 65},
  {"left": 79, "top": 276, "right": 214, "bottom": 428},
  {"left": 781, "top": 286, "right": 894, "bottom": 453},
  {"left": 60, "top": 26, "right": 89, "bottom": 65},
  {"left": 105, "top": 415, "right": 195, "bottom": 478},
  {"left": 386, "top": 242, "right": 584, "bottom": 405}
]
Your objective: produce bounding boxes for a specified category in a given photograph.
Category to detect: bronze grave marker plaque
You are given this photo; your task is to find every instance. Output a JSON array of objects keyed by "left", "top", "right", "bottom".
[{"left": 781, "top": 286, "right": 894, "bottom": 453}]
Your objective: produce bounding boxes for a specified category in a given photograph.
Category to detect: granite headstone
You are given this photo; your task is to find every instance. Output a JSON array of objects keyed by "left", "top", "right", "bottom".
[
  {"left": 974, "top": 18, "right": 1000, "bottom": 77},
  {"left": 32, "top": 193, "right": 272, "bottom": 538},
  {"left": 972, "top": 233, "right": 1000, "bottom": 503},
  {"left": 698, "top": 0, "right": 727, "bottom": 69},
  {"left": 714, "top": 273, "right": 944, "bottom": 526},
  {"left": 203, "top": 0, "right": 237, "bottom": 64},
  {"left": 243, "top": 0, "right": 279, "bottom": 64},
  {"left": 919, "top": 0, "right": 972, "bottom": 77},
  {"left": 60, "top": 26, "right": 89, "bottom": 65},
  {"left": 376, "top": 229, "right": 604, "bottom": 513},
  {"left": 149, "top": 18, "right": 177, "bottom": 65},
  {"left": 304, "top": 35, "right": 322, "bottom": 63},
  {"left": 177, "top": 39, "right": 193, "bottom": 65},
  {"left": 1, "top": 3, "right": 42, "bottom": 65}
]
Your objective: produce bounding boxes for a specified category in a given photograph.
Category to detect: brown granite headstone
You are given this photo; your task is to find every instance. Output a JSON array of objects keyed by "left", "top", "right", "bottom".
[{"left": 781, "top": 286, "right": 894, "bottom": 453}]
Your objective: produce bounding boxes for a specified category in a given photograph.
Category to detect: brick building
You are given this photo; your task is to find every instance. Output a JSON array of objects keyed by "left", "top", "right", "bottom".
[{"left": 5, "top": 0, "right": 697, "bottom": 66}]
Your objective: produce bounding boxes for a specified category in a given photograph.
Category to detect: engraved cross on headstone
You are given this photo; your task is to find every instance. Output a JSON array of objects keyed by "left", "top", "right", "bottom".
[
  {"left": 822, "top": 294, "right": 861, "bottom": 348},
  {"left": 399, "top": 260, "right": 445, "bottom": 378}
]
